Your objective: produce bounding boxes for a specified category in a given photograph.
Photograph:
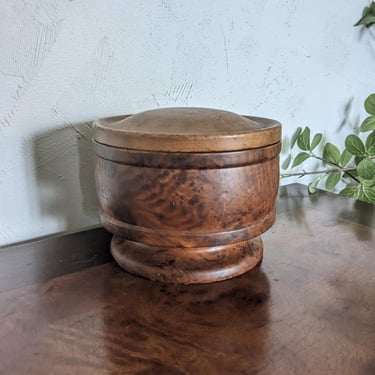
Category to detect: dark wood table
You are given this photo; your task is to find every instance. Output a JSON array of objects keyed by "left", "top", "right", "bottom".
[{"left": 0, "top": 184, "right": 374, "bottom": 375}]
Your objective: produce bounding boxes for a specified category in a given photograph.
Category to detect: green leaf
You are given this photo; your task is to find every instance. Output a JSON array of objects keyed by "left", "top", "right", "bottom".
[
  {"left": 355, "top": 15, "right": 375, "bottom": 26},
  {"left": 362, "top": 177, "right": 375, "bottom": 186},
  {"left": 340, "top": 186, "right": 359, "bottom": 199},
  {"left": 297, "top": 127, "right": 311, "bottom": 151},
  {"left": 292, "top": 152, "right": 310, "bottom": 168},
  {"left": 359, "top": 183, "right": 375, "bottom": 204},
  {"left": 290, "top": 127, "right": 302, "bottom": 149},
  {"left": 355, "top": 3, "right": 375, "bottom": 26},
  {"left": 310, "top": 133, "right": 323, "bottom": 150},
  {"left": 365, "top": 94, "right": 375, "bottom": 115},
  {"left": 345, "top": 135, "right": 366, "bottom": 156},
  {"left": 360, "top": 116, "right": 375, "bottom": 132},
  {"left": 282, "top": 154, "right": 292, "bottom": 170},
  {"left": 357, "top": 158, "right": 375, "bottom": 180},
  {"left": 340, "top": 149, "right": 352, "bottom": 166},
  {"left": 323, "top": 143, "right": 341, "bottom": 164},
  {"left": 354, "top": 156, "right": 365, "bottom": 166},
  {"left": 308, "top": 176, "right": 321, "bottom": 194},
  {"left": 325, "top": 171, "right": 341, "bottom": 190},
  {"left": 365, "top": 131, "right": 375, "bottom": 155}
]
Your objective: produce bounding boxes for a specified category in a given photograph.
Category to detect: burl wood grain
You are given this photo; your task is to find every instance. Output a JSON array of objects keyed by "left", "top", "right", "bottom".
[
  {"left": 96, "top": 147, "right": 280, "bottom": 244},
  {"left": 110, "top": 236, "right": 263, "bottom": 283},
  {"left": 1, "top": 192, "right": 374, "bottom": 374},
  {"left": 95, "top": 144, "right": 279, "bottom": 283}
]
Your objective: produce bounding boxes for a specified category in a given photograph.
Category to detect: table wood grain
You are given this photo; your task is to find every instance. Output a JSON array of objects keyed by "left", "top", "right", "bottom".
[{"left": 0, "top": 184, "right": 374, "bottom": 375}]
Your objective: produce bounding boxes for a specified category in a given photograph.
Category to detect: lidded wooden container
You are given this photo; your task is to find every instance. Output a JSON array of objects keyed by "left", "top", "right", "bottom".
[{"left": 93, "top": 108, "right": 281, "bottom": 284}]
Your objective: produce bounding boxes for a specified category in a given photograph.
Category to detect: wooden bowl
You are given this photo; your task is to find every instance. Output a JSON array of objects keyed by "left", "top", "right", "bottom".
[{"left": 93, "top": 108, "right": 281, "bottom": 284}]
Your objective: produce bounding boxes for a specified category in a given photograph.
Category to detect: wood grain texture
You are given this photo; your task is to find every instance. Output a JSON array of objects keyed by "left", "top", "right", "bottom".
[
  {"left": 93, "top": 108, "right": 281, "bottom": 152},
  {"left": 94, "top": 108, "right": 280, "bottom": 283},
  {"left": 0, "top": 186, "right": 374, "bottom": 374},
  {"left": 110, "top": 236, "right": 263, "bottom": 284},
  {"left": 96, "top": 157, "right": 279, "bottom": 245}
]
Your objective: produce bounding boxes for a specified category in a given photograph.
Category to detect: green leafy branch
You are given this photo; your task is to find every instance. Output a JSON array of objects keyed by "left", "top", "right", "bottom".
[
  {"left": 281, "top": 5, "right": 375, "bottom": 204},
  {"left": 281, "top": 94, "right": 375, "bottom": 204}
]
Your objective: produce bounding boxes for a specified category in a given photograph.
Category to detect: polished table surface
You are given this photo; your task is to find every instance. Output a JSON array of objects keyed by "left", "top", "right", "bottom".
[{"left": 0, "top": 184, "right": 374, "bottom": 375}]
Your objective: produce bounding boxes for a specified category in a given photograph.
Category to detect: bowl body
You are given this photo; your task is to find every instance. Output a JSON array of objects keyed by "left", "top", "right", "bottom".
[{"left": 94, "top": 141, "right": 280, "bottom": 283}]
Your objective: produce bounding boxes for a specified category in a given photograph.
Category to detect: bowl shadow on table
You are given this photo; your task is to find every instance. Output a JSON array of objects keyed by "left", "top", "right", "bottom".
[
  {"left": 32, "top": 121, "right": 99, "bottom": 234},
  {"left": 102, "top": 266, "right": 271, "bottom": 374}
]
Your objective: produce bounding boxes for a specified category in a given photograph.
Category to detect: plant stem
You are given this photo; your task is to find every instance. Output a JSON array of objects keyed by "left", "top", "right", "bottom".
[
  {"left": 310, "top": 153, "right": 361, "bottom": 183},
  {"left": 281, "top": 167, "right": 357, "bottom": 178}
]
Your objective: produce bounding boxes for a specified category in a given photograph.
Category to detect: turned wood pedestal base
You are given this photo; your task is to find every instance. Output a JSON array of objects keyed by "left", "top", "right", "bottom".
[{"left": 110, "top": 236, "right": 263, "bottom": 284}]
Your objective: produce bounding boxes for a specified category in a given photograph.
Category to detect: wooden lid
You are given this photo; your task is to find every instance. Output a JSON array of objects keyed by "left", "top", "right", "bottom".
[{"left": 93, "top": 107, "right": 281, "bottom": 152}]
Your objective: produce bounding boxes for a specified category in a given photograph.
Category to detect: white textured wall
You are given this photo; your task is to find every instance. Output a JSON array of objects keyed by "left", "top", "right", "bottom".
[{"left": 0, "top": 0, "right": 374, "bottom": 246}]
